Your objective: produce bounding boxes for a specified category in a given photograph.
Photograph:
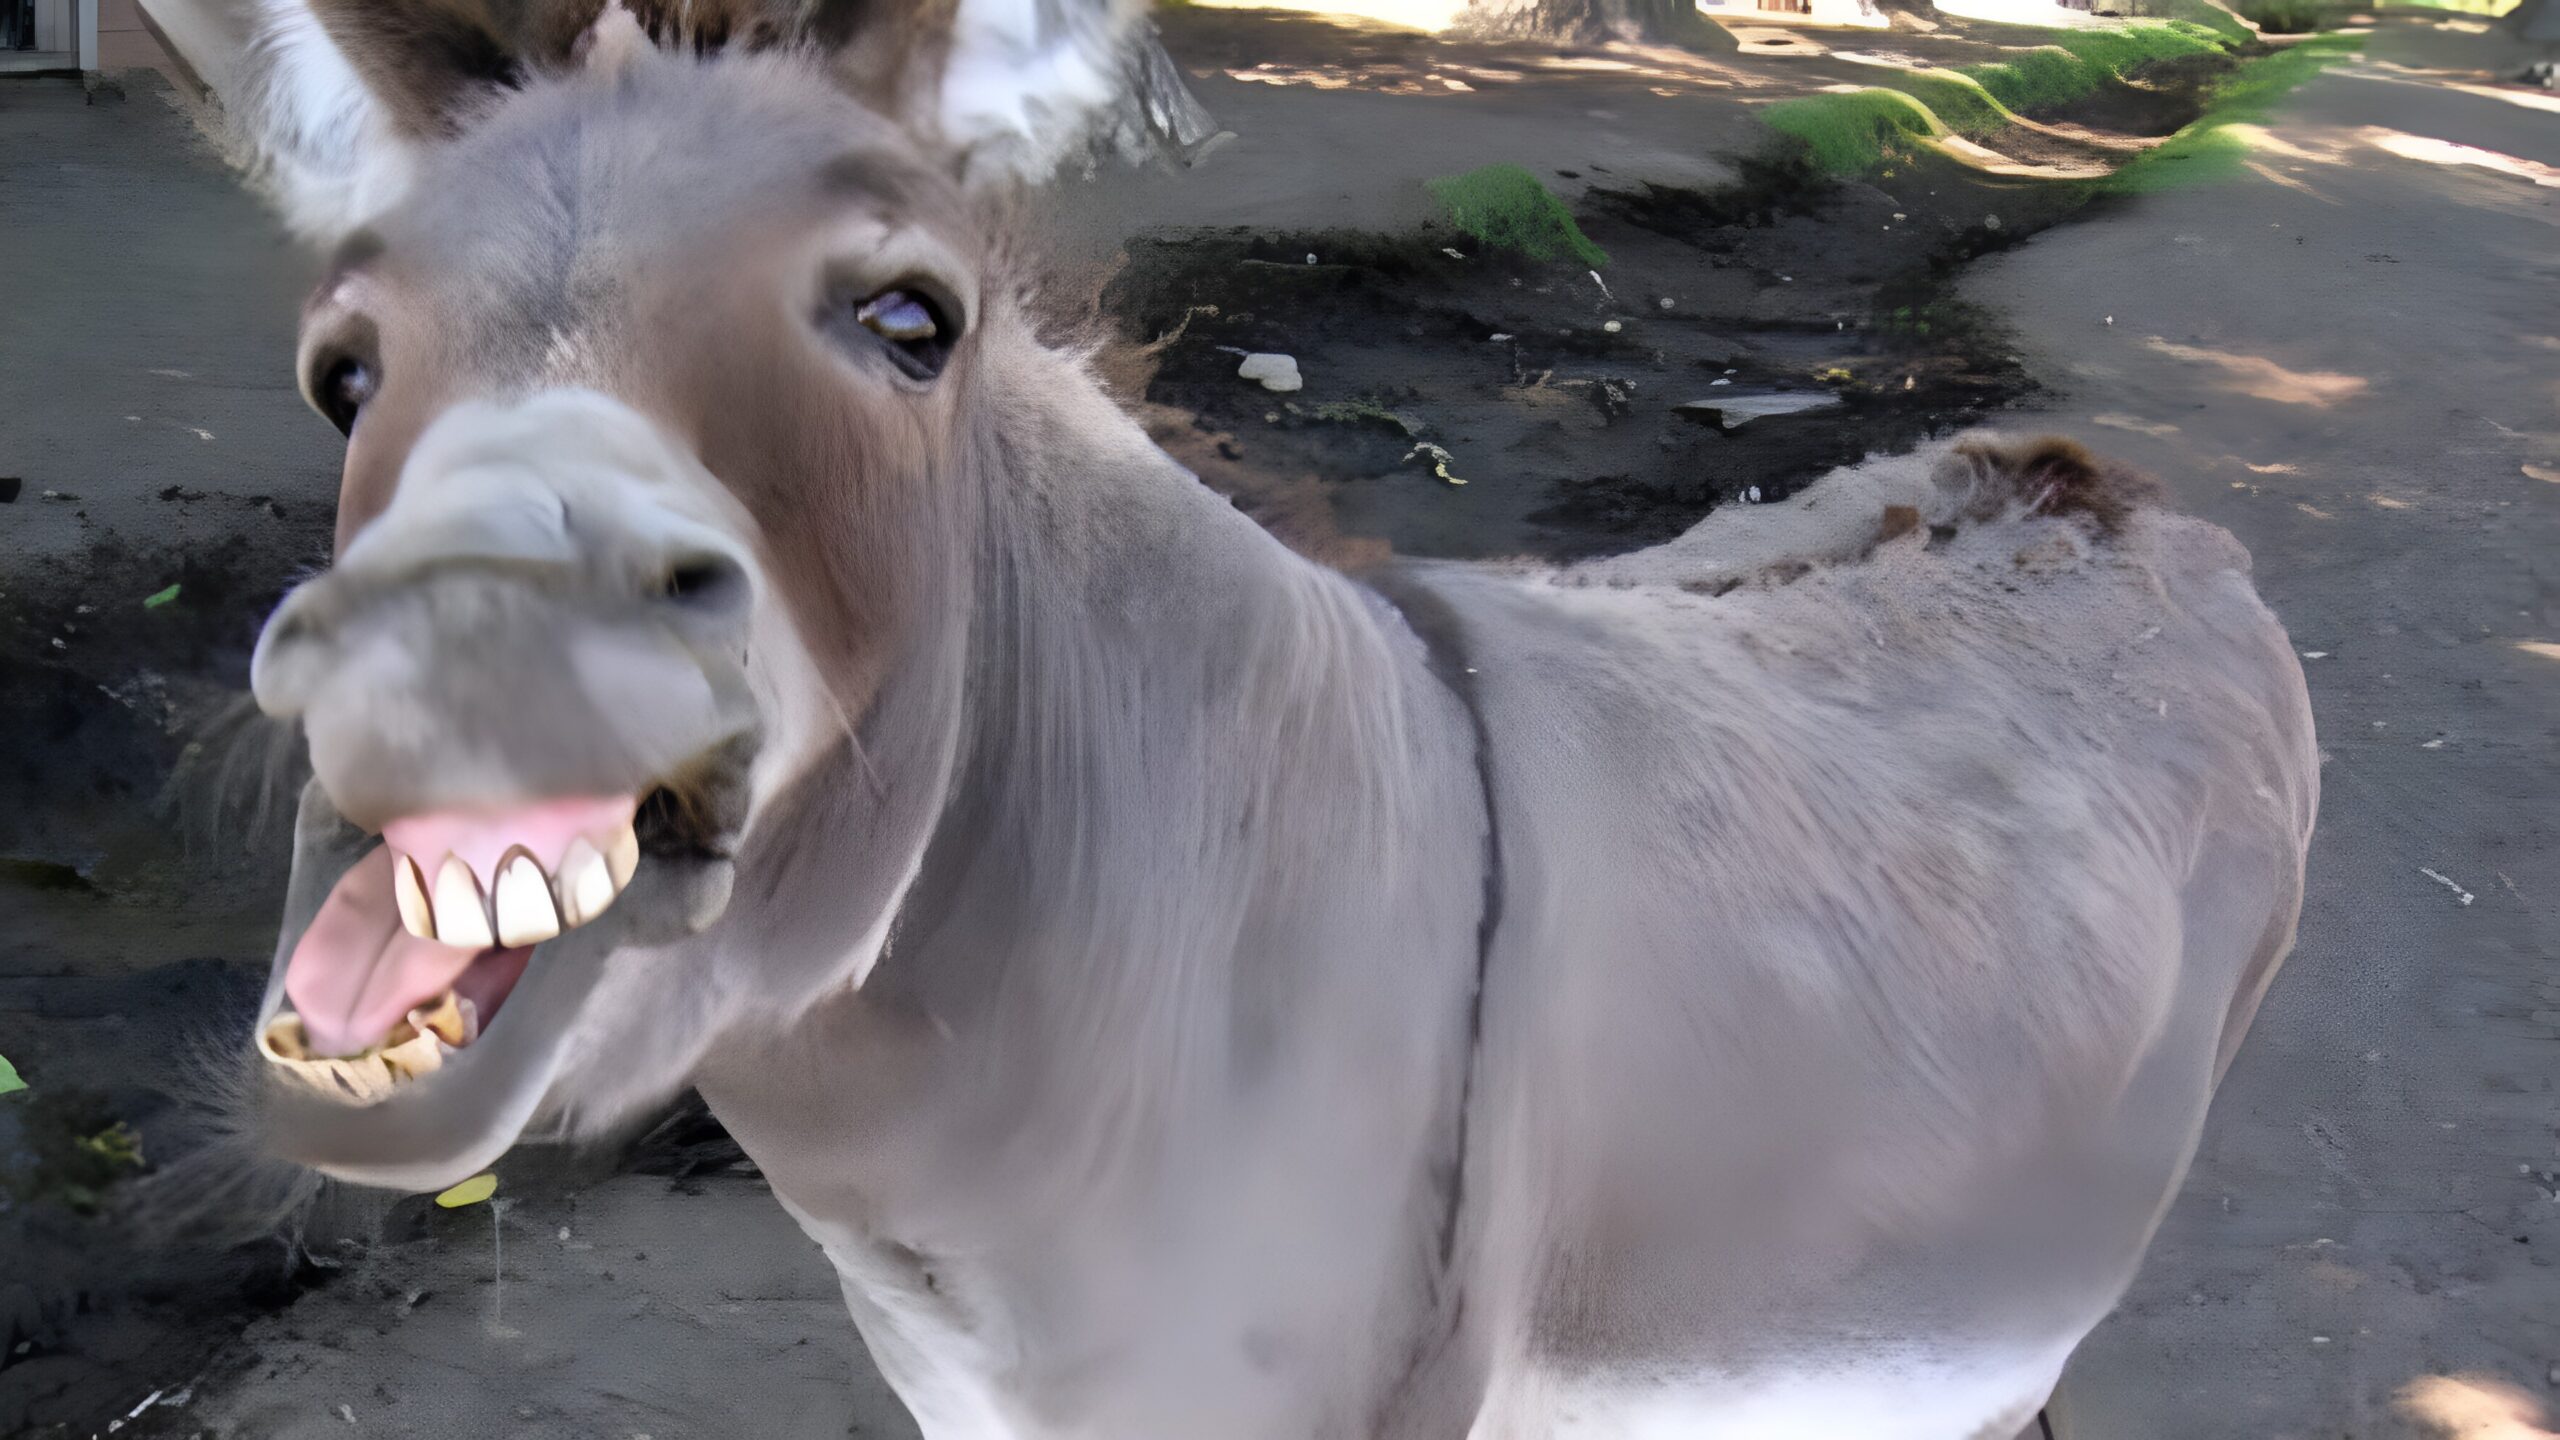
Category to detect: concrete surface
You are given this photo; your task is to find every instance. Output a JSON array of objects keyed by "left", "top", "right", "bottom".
[{"left": 1965, "top": 20, "right": 2560, "bottom": 1435}]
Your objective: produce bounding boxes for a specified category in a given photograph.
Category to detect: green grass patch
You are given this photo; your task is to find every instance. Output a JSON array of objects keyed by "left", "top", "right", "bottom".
[
  {"left": 1427, "top": 164, "right": 1610, "bottom": 269},
  {"left": 2108, "top": 32, "right": 2364, "bottom": 191},
  {"left": 1764, "top": 88, "right": 1947, "bottom": 174},
  {"left": 1885, "top": 70, "right": 2022, "bottom": 138},
  {"left": 2154, "top": 0, "right": 2258, "bottom": 44},
  {"left": 1755, "top": 18, "right": 2258, "bottom": 179},
  {"left": 1961, "top": 22, "right": 2229, "bottom": 113},
  {"left": 2243, "top": 0, "right": 2324, "bottom": 30}
]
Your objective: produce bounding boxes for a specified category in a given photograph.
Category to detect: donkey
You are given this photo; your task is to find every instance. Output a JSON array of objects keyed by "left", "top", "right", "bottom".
[{"left": 144, "top": 2, "right": 2317, "bottom": 1434}]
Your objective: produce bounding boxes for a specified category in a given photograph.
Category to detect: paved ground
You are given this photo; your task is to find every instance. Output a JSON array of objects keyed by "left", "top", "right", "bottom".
[
  {"left": 1966, "top": 23, "right": 2560, "bottom": 1435},
  {"left": 1, "top": 11, "right": 2554, "bottom": 1439}
]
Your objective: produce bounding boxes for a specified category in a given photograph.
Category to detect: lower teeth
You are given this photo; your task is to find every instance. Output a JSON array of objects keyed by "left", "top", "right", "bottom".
[{"left": 258, "top": 991, "right": 478, "bottom": 1104}]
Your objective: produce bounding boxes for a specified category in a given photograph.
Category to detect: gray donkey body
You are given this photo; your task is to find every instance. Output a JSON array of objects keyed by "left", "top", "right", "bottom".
[{"left": 145, "top": 4, "right": 2315, "bottom": 1434}]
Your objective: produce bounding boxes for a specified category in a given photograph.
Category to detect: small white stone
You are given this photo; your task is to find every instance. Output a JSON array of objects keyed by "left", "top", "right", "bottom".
[
  {"left": 1237, "top": 353, "right": 1303, "bottom": 393},
  {"left": 1305, "top": 253, "right": 1318, "bottom": 264},
  {"left": 1603, "top": 320, "right": 1623, "bottom": 333},
  {"left": 1658, "top": 297, "right": 1675, "bottom": 310}
]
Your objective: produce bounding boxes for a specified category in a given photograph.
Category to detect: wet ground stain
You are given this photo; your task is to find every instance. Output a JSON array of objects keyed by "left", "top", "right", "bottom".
[{"left": 1102, "top": 147, "right": 2089, "bottom": 564}]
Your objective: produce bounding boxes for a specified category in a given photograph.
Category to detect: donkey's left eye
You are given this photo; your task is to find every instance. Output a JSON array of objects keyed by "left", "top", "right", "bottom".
[{"left": 840, "top": 287, "right": 953, "bottom": 382}]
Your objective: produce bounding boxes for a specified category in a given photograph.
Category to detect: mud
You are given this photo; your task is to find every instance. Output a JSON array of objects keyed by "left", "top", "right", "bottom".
[{"left": 1103, "top": 149, "right": 2077, "bottom": 562}]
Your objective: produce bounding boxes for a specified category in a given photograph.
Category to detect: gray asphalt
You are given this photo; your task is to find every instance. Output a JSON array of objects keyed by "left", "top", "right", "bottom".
[{"left": 1966, "top": 22, "right": 2560, "bottom": 1434}]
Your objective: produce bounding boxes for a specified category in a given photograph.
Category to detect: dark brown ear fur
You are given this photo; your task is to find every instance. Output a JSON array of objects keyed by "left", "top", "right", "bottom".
[
  {"left": 308, "top": 0, "right": 938, "bottom": 141},
  {"left": 1948, "top": 434, "right": 2159, "bottom": 537},
  {"left": 308, "top": 0, "right": 605, "bottom": 136}
]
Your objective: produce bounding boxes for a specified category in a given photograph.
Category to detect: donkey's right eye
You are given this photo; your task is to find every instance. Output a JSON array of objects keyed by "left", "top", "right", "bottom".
[
  {"left": 314, "top": 356, "right": 377, "bottom": 436},
  {"left": 822, "top": 284, "right": 957, "bottom": 384}
]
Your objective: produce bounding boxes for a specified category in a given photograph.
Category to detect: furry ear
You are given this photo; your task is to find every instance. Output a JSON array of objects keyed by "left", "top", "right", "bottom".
[
  {"left": 299, "top": 0, "right": 604, "bottom": 136},
  {"left": 140, "top": 0, "right": 605, "bottom": 240},
  {"left": 142, "top": 0, "right": 404, "bottom": 240},
  {"left": 143, "top": 0, "right": 1208, "bottom": 238},
  {"left": 822, "top": 0, "right": 1211, "bottom": 185},
  {"left": 932, "top": 0, "right": 1150, "bottom": 181}
]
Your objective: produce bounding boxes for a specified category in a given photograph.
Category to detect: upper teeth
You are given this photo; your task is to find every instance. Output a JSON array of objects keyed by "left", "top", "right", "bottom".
[{"left": 393, "top": 817, "right": 640, "bottom": 946}]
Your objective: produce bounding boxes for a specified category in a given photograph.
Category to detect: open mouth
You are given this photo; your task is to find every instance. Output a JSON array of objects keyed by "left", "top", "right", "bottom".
[{"left": 262, "top": 793, "right": 655, "bottom": 1102}]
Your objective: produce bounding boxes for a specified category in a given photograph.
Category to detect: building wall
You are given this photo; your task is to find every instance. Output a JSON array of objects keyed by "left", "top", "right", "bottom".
[
  {"left": 98, "top": 0, "right": 181, "bottom": 75},
  {"left": 29, "top": 0, "right": 75, "bottom": 52}
]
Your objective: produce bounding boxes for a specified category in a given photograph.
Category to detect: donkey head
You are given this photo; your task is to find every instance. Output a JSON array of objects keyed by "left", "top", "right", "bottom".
[{"left": 159, "top": 0, "right": 1163, "bottom": 1190}]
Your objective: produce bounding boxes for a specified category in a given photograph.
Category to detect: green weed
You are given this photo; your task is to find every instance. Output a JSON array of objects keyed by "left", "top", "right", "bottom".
[
  {"left": 1427, "top": 164, "right": 1610, "bottom": 269},
  {"left": 2244, "top": 0, "right": 2325, "bottom": 30},
  {"left": 2109, "top": 32, "right": 2364, "bottom": 191},
  {"left": 1763, "top": 88, "right": 1945, "bottom": 175}
]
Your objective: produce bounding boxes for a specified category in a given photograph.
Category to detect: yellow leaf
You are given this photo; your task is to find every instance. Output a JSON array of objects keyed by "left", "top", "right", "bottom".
[{"left": 434, "top": 1173, "right": 498, "bottom": 1208}]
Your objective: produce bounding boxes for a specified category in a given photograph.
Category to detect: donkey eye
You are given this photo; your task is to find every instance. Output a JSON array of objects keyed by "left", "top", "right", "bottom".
[
  {"left": 313, "top": 356, "right": 377, "bottom": 436},
  {"left": 832, "top": 286, "right": 955, "bottom": 382}
]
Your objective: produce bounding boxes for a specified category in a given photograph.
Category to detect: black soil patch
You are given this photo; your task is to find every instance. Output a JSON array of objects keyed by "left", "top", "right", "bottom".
[
  {"left": 1104, "top": 151, "right": 2050, "bottom": 561},
  {"left": 2036, "top": 51, "right": 2231, "bottom": 136},
  {"left": 0, "top": 529, "right": 325, "bottom": 1438}
]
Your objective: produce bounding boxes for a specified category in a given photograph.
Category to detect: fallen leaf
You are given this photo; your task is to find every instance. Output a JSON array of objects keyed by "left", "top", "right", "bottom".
[
  {"left": 435, "top": 1173, "right": 498, "bottom": 1208},
  {"left": 142, "top": 584, "right": 180, "bottom": 609},
  {"left": 0, "top": 1052, "right": 23, "bottom": 1097}
]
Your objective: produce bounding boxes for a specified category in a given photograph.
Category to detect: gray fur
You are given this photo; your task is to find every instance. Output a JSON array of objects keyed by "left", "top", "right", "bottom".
[{"left": 159, "top": 27, "right": 2312, "bottom": 1437}]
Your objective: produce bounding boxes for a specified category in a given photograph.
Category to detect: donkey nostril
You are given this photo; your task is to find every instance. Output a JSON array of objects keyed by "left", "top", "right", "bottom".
[{"left": 655, "top": 553, "right": 748, "bottom": 612}]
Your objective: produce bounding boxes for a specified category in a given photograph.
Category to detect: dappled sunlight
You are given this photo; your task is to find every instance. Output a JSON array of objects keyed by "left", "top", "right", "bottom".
[
  {"left": 2518, "top": 642, "right": 2560, "bottom": 664},
  {"left": 1696, "top": 0, "right": 1890, "bottom": 30},
  {"left": 2398, "top": 1374, "right": 2560, "bottom": 1439},
  {"left": 2353, "top": 62, "right": 2560, "bottom": 115},
  {"left": 2092, "top": 413, "right": 2181, "bottom": 437},
  {"left": 2145, "top": 338, "right": 2370, "bottom": 407},
  {"left": 1930, "top": 0, "right": 2115, "bottom": 28},
  {"left": 1725, "top": 26, "right": 1834, "bottom": 57},
  {"left": 2362, "top": 126, "right": 2560, "bottom": 187},
  {"left": 2371, "top": 493, "right": 2412, "bottom": 509},
  {"left": 1191, "top": 0, "right": 1465, "bottom": 32}
]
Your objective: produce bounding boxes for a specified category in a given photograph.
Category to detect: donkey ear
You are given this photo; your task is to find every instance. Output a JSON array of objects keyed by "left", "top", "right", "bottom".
[
  {"left": 896, "top": 0, "right": 1205, "bottom": 186},
  {"left": 297, "top": 0, "right": 605, "bottom": 136},
  {"left": 138, "top": 0, "right": 600, "bottom": 241}
]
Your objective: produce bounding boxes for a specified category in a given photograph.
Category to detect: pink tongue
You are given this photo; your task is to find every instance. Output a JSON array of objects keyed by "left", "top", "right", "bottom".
[
  {"left": 284, "top": 846, "right": 488, "bottom": 1058},
  {"left": 285, "top": 796, "right": 637, "bottom": 1059}
]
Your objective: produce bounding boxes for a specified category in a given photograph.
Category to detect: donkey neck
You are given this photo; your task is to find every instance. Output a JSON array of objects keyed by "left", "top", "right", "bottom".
[{"left": 717, "top": 327, "right": 1489, "bottom": 1238}]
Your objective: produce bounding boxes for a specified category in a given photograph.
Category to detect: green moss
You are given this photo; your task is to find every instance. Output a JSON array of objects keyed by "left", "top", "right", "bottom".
[
  {"left": 1959, "top": 23, "right": 2227, "bottom": 113},
  {"left": 1427, "top": 164, "right": 1610, "bottom": 269},
  {"left": 2243, "top": 0, "right": 2325, "bottom": 30},
  {"left": 1754, "top": 20, "right": 2253, "bottom": 179},
  {"left": 2161, "top": 0, "right": 2258, "bottom": 44},
  {"left": 1764, "top": 88, "right": 1947, "bottom": 175},
  {"left": 2109, "top": 32, "right": 2364, "bottom": 191},
  {"left": 1307, "top": 396, "right": 1425, "bottom": 436},
  {"left": 1886, "top": 70, "right": 2021, "bottom": 138}
]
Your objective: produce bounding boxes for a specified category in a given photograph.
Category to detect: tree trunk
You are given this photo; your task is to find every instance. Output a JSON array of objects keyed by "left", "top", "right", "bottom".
[{"left": 1452, "top": 0, "right": 1711, "bottom": 45}]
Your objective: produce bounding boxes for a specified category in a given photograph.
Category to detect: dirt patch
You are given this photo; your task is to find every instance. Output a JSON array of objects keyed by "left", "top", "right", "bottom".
[
  {"left": 2037, "top": 51, "right": 2231, "bottom": 136},
  {"left": 1103, "top": 152, "right": 2056, "bottom": 561}
]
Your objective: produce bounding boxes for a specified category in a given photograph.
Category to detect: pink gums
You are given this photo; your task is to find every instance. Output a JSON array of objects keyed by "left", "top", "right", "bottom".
[{"left": 283, "top": 795, "right": 636, "bottom": 1058}]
